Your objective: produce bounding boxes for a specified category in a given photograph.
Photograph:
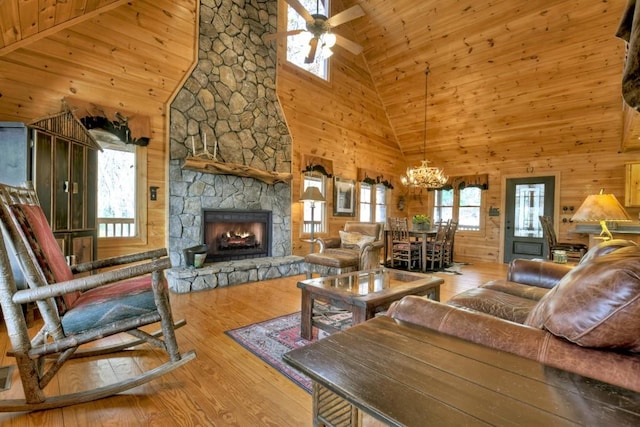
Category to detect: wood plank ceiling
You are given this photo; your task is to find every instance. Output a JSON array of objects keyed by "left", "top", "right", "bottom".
[
  {"left": 343, "top": 0, "right": 630, "bottom": 168},
  {"left": 0, "top": 0, "right": 197, "bottom": 124},
  {"left": 0, "top": 0, "right": 633, "bottom": 166}
]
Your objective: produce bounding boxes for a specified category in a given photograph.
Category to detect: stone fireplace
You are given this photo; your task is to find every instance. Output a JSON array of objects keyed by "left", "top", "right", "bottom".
[
  {"left": 167, "top": 0, "right": 296, "bottom": 284},
  {"left": 203, "top": 209, "right": 272, "bottom": 262}
]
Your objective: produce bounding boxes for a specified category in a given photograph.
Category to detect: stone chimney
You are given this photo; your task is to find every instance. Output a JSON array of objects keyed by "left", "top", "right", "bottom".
[{"left": 168, "top": 0, "right": 292, "bottom": 267}]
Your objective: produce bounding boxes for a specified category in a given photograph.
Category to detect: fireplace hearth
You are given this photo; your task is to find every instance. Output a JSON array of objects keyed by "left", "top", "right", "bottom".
[{"left": 203, "top": 209, "right": 272, "bottom": 262}]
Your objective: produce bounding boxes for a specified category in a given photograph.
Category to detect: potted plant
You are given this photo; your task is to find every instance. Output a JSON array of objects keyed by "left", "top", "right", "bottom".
[{"left": 412, "top": 214, "right": 431, "bottom": 231}]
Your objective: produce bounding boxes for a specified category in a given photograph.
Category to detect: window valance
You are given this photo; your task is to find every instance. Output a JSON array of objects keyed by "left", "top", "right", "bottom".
[
  {"left": 302, "top": 155, "right": 333, "bottom": 177},
  {"left": 64, "top": 97, "right": 151, "bottom": 146},
  {"left": 441, "top": 174, "right": 489, "bottom": 190},
  {"left": 357, "top": 168, "right": 394, "bottom": 189}
]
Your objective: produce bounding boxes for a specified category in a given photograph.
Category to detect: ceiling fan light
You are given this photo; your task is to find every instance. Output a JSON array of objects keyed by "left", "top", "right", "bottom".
[
  {"left": 299, "top": 31, "right": 313, "bottom": 44},
  {"left": 320, "top": 46, "right": 333, "bottom": 59},
  {"left": 323, "top": 33, "right": 337, "bottom": 48}
]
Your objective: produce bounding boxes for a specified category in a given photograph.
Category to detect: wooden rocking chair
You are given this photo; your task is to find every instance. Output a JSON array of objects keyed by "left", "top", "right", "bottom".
[{"left": 0, "top": 182, "right": 196, "bottom": 412}]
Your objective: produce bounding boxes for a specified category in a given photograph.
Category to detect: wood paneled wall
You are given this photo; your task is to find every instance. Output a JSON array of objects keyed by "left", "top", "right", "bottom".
[
  {"left": 277, "top": 1, "right": 406, "bottom": 257},
  {"left": 0, "top": 0, "right": 198, "bottom": 259},
  {"left": 280, "top": 0, "right": 640, "bottom": 263},
  {"left": 1, "top": 0, "right": 639, "bottom": 265}
]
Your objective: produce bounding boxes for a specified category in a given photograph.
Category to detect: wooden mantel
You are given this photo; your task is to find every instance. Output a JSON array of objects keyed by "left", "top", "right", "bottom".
[{"left": 182, "top": 156, "right": 292, "bottom": 185}]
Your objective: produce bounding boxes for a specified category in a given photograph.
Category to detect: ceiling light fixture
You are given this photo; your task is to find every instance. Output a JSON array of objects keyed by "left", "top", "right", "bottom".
[{"left": 400, "top": 67, "right": 447, "bottom": 189}]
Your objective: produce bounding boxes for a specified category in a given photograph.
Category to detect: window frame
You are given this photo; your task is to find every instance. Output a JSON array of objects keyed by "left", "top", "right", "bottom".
[
  {"left": 433, "top": 186, "right": 484, "bottom": 232},
  {"left": 359, "top": 182, "right": 387, "bottom": 225},
  {"left": 98, "top": 144, "right": 148, "bottom": 248},
  {"left": 284, "top": 0, "right": 332, "bottom": 81}
]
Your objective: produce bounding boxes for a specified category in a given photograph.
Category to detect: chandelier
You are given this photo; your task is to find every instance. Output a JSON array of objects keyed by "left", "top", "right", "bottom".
[{"left": 400, "top": 67, "right": 447, "bottom": 189}]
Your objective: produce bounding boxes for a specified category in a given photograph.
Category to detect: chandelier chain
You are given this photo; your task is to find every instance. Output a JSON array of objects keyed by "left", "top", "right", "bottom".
[{"left": 400, "top": 65, "right": 447, "bottom": 189}]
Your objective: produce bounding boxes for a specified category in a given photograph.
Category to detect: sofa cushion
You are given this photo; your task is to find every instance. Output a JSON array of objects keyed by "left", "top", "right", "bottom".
[
  {"left": 339, "top": 231, "right": 375, "bottom": 249},
  {"left": 525, "top": 247, "right": 640, "bottom": 352},
  {"left": 447, "top": 287, "right": 539, "bottom": 324},
  {"left": 507, "top": 259, "right": 573, "bottom": 289},
  {"left": 579, "top": 238, "right": 638, "bottom": 264},
  {"left": 480, "top": 280, "right": 550, "bottom": 301}
]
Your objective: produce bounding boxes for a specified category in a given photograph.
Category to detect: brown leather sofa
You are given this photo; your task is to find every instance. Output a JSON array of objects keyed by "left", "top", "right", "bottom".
[
  {"left": 304, "top": 221, "right": 384, "bottom": 278},
  {"left": 387, "top": 239, "right": 640, "bottom": 392}
]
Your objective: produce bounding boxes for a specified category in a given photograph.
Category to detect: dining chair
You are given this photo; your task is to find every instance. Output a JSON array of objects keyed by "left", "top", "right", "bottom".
[
  {"left": 442, "top": 220, "right": 458, "bottom": 267},
  {"left": 389, "top": 217, "right": 422, "bottom": 270},
  {"left": 539, "top": 216, "right": 587, "bottom": 261},
  {"left": 425, "top": 220, "right": 449, "bottom": 271},
  {"left": 0, "top": 182, "right": 195, "bottom": 412}
]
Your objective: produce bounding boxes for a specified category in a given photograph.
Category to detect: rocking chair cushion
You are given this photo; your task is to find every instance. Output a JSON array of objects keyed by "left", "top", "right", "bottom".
[
  {"left": 61, "top": 276, "right": 157, "bottom": 335},
  {"left": 11, "top": 203, "right": 79, "bottom": 312}
]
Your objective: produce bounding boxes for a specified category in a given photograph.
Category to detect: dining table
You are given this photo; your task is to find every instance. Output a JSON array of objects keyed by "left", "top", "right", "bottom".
[{"left": 383, "top": 228, "right": 436, "bottom": 272}]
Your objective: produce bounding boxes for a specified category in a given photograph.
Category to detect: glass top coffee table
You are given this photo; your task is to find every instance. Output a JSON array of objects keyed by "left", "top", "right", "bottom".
[{"left": 297, "top": 268, "right": 443, "bottom": 340}]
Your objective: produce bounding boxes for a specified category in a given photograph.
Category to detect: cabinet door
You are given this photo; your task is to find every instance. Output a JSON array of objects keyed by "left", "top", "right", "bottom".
[
  {"left": 53, "top": 137, "right": 70, "bottom": 231},
  {"left": 72, "top": 234, "right": 93, "bottom": 265},
  {"left": 625, "top": 163, "right": 640, "bottom": 207},
  {"left": 71, "top": 143, "right": 85, "bottom": 230},
  {"left": 33, "top": 131, "right": 53, "bottom": 221},
  {"left": 86, "top": 148, "right": 98, "bottom": 230}
]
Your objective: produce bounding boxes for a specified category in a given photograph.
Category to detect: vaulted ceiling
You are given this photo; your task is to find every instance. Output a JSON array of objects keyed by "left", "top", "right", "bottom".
[{"left": 0, "top": 0, "right": 632, "bottom": 165}]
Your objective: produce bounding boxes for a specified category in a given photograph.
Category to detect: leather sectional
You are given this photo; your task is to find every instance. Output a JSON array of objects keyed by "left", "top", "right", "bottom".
[{"left": 387, "top": 239, "right": 640, "bottom": 392}]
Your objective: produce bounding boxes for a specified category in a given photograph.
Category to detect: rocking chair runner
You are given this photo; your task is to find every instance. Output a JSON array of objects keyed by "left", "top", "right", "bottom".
[{"left": 0, "top": 182, "right": 195, "bottom": 412}]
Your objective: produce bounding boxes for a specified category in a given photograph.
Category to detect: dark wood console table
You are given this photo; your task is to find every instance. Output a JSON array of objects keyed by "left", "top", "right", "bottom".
[{"left": 284, "top": 316, "right": 640, "bottom": 426}]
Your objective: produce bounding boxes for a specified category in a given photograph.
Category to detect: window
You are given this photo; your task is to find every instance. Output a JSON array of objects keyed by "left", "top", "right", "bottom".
[
  {"left": 459, "top": 187, "right": 482, "bottom": 231},
  {"left": 97, "top": 142, "right": 146, "bottom": 239},
  {"left": 302, "top": 173, "right": 326, "bottom": 234},
  {"left": 286, "top": 0, "right": 331, "bottom": 80},
  {"left": 434, "top": 187, "right": 483, "bottom": 231},
  {"left": 359, "top": 183, "right": 387, "bottom": 224},
  {"left": 433, "top": 189, "right": 453, "bottom": 224}
]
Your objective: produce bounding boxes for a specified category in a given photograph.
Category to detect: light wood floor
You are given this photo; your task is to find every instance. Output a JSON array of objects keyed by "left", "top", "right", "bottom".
[{"left": 0, "top": 262, "right": 508, "bottom": 426}]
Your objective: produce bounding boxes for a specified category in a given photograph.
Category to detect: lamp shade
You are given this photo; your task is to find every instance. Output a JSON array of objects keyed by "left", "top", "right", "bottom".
[
  {"left": 571, "top": 192, "right": 631, "bottom": 223},
  {"left": 300, "top": 186, "right": 325, "bottom": 203},
  {"left": 571, "top": 190, "right": 631, "bottom": 241}
]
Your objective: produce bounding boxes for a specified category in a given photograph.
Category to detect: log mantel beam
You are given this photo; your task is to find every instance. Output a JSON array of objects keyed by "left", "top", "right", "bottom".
[{"left": 182, "top": 157, "right": 292, "bottom": 185}]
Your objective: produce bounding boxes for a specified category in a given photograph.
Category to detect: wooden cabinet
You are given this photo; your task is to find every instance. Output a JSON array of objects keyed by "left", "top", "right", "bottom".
[
  {"left": 625, "top": 163, "right": 640, "bottom": 207},
  {"left": 32, "top": 129, "right": 98, "bottom": 264}
]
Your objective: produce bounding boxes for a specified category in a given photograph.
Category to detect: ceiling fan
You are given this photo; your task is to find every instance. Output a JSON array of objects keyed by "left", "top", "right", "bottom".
[{"left": 264, "top": 0, "right": 364, "bottom": 63}]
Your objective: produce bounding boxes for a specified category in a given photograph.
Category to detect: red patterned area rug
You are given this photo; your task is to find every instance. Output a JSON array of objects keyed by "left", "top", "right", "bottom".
[{"left": 225, "top": 309, "right": 351, "bottom": 393}]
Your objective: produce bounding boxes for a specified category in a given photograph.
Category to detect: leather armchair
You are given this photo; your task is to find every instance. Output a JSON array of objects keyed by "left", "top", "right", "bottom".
[{"left": 304, "top": 221, "right": 384, "bottom": 278}]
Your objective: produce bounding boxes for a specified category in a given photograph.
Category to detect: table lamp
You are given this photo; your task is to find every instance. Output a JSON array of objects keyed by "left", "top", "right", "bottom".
[
  {"left": 571, "top": 189, "right": 632, "bottom": 240},
  {"left": 300, "top": 186, "right": 325, "bottom": 253}
]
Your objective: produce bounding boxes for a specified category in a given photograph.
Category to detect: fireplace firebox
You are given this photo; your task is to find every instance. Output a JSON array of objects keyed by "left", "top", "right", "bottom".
[{"left": 203, "top": 209, "right": 272, "bottom": 262}]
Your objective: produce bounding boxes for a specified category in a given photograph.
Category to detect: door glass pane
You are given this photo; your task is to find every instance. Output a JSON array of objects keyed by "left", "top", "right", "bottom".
[{"left": 514, "top": 183, "right": 544, "bottom": 238}]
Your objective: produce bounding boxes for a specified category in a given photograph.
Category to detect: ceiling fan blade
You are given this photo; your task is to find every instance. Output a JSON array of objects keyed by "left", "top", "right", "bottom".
[
  {"left": 284, "top": 0, "right": 314, "bottom": 24},
  {"left": 334, "top": 33, "right": 363, "bottom": 55},
  {"left": 263, "top": 29, "right": 305, "bottom": 42},
  {"left": 305, "top": 37, "right": 319, "bottom": 64},
  {"left": 326, "top": 5, "right": 364, "bottom": 28}
]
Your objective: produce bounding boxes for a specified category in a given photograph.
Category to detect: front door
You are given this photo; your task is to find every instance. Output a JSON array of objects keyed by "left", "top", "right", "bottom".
[{"left": 504, "top": 176, "right": 555, "bottom": 263}]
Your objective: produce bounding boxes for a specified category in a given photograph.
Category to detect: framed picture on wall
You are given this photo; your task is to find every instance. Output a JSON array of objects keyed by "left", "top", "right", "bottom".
[{"left": 333, "top": 177, "right": 356, "bottom": 217}]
